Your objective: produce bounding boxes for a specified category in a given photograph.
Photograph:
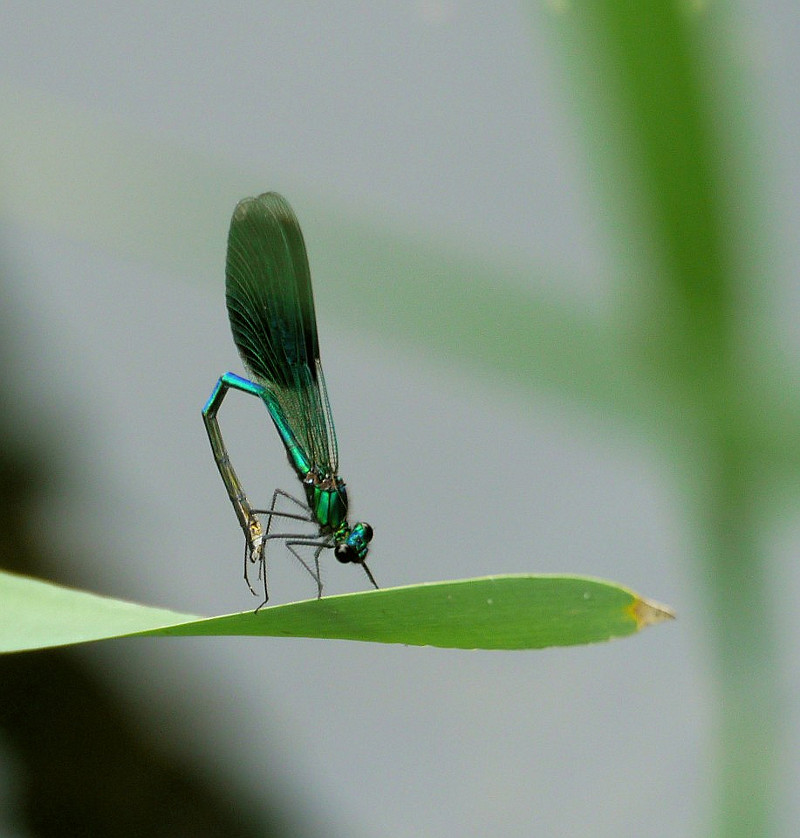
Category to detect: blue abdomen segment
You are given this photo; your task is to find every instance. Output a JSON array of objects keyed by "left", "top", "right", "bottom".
[{"left": 205, "top": 373, "right": 313, "bottom": 477}]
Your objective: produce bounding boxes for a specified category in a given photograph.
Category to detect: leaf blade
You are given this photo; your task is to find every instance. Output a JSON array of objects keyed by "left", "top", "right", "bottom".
[{"left": 0, "top": 570, "right": 673, "bottom": 653}]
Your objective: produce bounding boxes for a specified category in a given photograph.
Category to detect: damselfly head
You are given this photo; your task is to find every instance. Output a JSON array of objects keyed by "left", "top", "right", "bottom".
[{"left": 334, "top": 521, "right": 373, "bottom": 564}]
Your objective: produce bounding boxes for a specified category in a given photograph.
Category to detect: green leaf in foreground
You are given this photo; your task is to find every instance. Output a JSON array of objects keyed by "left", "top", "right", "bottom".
[{"left": 0, "top": 570, "right": 673, "bottom": 654}]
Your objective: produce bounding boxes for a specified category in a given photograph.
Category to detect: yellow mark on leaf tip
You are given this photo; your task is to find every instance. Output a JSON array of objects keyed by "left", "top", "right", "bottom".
[{"left": 628, "top": 596, "right": 676, "bottom": 631}]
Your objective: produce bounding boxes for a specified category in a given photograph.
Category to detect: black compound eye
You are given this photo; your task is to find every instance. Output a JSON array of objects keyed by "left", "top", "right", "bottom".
[
  {"left": 360, "top": 523, "right": 374, "bottom": 543},
  {"left": 335, "top": 544, "right": 356, "bottom": 564}
]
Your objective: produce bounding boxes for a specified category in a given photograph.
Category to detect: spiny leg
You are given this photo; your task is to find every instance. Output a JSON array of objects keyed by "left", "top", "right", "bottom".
[
  {"left": 284, "top": 539, "right": 329, "bottom": 599},
  {"left": 250, "top": 488, "right": 315, "bottom": 603},
  {"left": 251, "top": 541, "right": 325, "bottom": 612},
  {"left": 253, "top": 487, "right": 313, "bottom": 541},
  {"left": 252, "top": 534, "right": 330, "bottom": 607},
  {"left": 262, "top": 533, "right": 327, "bottom": 584}
]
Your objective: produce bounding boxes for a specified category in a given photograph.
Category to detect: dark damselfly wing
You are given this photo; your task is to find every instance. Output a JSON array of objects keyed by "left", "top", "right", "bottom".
[{"left": 225, "top": 192, "right": 338, "bottom": 475}]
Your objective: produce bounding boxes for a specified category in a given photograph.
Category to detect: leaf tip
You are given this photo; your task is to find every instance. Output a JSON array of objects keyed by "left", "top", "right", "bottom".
[{"left": 629, "top": 596, "right": 676, "bottom": 630}]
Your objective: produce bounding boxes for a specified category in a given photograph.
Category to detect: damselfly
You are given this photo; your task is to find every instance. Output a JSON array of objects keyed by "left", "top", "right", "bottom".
[{"left": 202, "top": 193, "right": 375, "bottom": 604}]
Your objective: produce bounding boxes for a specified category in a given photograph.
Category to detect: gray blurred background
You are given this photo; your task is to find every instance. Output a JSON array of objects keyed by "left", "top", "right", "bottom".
[{"left": 0, "top": 2, "right": 797, "bottom": 836}]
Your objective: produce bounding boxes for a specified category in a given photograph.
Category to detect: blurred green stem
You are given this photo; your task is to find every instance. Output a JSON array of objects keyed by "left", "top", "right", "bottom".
[
  {"left": 540, "top": 1, "right": 785, "bottom": 833},
  {"left": 702, "top": 430, "right": 779, "bottom": 836}
]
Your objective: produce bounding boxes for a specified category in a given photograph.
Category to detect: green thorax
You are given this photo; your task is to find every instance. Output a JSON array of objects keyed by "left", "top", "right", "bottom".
[{"left": 303, "top": 472, "right": 349, "bottom": 534}]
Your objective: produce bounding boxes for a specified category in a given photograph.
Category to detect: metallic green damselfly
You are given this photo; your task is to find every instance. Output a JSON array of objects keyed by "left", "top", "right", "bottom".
[{"left": 203, "top": 193, "right": 376, "bottom": 604}]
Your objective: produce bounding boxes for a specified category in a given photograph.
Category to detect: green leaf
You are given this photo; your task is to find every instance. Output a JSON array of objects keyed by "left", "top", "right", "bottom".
[{"left": 0, "top": 569, "right": 673, "bottom": 653}]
